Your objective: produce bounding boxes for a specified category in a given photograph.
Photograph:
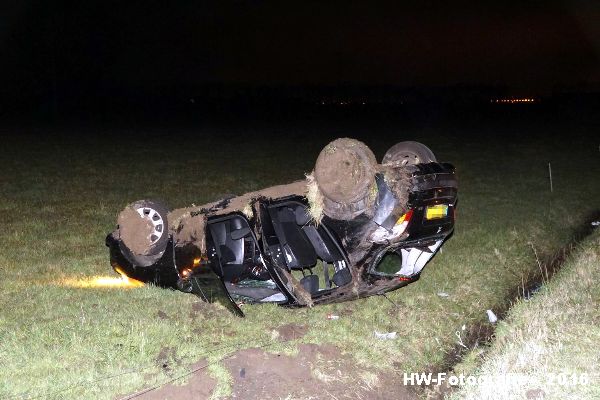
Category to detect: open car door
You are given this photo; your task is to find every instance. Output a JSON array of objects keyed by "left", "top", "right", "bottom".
[
  {"left": 189, "top": 269, "right": 245, "bottom": 318},
  {"left": 201, "top": 214, "right": 295, "bottom": 316}
]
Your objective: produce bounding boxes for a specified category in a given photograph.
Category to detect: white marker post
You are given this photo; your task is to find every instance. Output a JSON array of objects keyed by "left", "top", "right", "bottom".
[{"left": 548, "top": 163, "right": 553, "bottom": 193}]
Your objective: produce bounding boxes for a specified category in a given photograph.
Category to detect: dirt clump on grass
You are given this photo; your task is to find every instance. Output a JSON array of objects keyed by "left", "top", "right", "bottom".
[
  {"left": 225, "top": 343, "right": 417, "bottom": 400},
  {"left": 118, "top": 206, "right": 154, "bottom": 255},
  {"left": 155, "top": 346, "right": 179, "bottom": 371},
  {"left": 189, "top": 301, "right": 207, "bottom": 319},
  {"left": 122, "top": 359, "right": 216, "bottom": 400},
  {"left": 275, "top": 323, "right": 308, "bottom": 341},
  {"left": 156, "top": 310, "right": 169, "bottom": 320}
]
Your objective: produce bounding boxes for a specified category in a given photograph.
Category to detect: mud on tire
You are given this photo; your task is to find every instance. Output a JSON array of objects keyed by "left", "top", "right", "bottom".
[
  {"left": 314, "top": 138, "right": 377, "bottom": 220},
  {"left": 118, "top": 199, "right": 170, "bottom": 267}
]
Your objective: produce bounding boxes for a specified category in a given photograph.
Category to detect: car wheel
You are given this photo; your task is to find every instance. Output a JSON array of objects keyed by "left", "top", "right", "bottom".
[
  {"left": 382, "top": 141, "right": 437, "bottom": 165},
  {"left": 118, "top": 199, "right": 170, "bottom": 266}
]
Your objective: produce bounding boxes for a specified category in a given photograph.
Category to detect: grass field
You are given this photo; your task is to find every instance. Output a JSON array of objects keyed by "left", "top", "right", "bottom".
[
  {"left": 450, "top": 230, "right": 600, "bottom": 400},
  {"left": 0, "top": 116, "right": 598, "bottom": 399}
]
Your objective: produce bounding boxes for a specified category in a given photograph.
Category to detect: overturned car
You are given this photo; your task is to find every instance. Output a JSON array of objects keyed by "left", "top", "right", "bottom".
[{"left": 106, "top": 139, "right": 457, "bottom": 316}]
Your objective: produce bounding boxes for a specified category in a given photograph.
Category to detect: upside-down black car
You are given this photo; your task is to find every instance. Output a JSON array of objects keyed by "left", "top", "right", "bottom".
[{"left": 106, "top": 139, "right": 457, "bottom": 316}]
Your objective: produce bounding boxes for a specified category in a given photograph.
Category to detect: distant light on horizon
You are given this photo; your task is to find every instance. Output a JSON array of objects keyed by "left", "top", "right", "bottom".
[{"left": 491, "top": 97, "right": 537, "bottom": 104}]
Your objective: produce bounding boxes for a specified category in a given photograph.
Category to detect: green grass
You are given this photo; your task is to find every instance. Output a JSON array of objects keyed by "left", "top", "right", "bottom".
[
  {"left": 449, "top": 230, "right": 600, "bottom": 400},
  {"left": 0, "top": 124, "right": 598, "bottom": 399}
]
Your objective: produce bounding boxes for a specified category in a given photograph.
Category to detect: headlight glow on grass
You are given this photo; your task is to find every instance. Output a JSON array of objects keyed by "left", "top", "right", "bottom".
[{"left": 59, "top": 267, "right": 144, "bottom": 288}]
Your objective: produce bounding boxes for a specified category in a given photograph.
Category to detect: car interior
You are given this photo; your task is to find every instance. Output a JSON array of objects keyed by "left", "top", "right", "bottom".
[
  {"left": 205, "top": 200, "right": 353, "bottom": 304},
  {"left": 262, "top": 201, "right": 352, "bottom": 296}
]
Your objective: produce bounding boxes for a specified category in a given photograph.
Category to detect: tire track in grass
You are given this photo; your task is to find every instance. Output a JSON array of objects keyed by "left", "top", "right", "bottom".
[{"left": 8, "top": 338, "right": 281, "bottom": 400}]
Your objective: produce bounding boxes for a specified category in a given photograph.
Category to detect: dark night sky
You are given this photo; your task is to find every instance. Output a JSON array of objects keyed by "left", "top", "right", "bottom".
[{"left": 1, "top": 0, "right": 599, "bottom": 110}]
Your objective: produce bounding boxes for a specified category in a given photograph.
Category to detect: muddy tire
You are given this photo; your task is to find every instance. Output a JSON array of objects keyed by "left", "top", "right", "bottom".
[
  {"left": 382, "top": 141, "right": 436, "bottom": 165},
  {"left": 118, "top": 200, "right": 170, "bottom": 266},
  {"left": 314, "top": 138, "right": 377, "bottom": 220}
]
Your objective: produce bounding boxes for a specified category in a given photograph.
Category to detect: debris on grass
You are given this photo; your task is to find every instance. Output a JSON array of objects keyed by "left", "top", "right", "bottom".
[
  {"left": 374, "top": 331, "right": 397, "bottom": 340},
  {"left": 455, "top": 329, "right": 468, "bottom": 349},
  {"left": 523, "top": 282, "right": 543, "bottom": 300},
  {"left": 486, "top": 309, "right": 498, "bottom": 323},
  {"left": 437, "top": 292, "right": 450, "bottom": 297}
]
